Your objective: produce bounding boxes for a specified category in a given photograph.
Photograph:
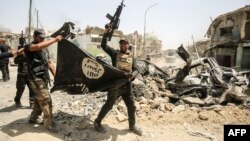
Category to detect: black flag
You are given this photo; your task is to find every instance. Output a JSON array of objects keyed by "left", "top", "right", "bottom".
[{"left": 51, "top": 39, "right": 129, "bottom": 94}]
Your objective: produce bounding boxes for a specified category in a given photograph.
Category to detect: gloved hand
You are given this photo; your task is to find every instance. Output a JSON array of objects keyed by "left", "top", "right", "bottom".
[
  {"left": 105, "top": 23, "right": 112, "bottom": 29},
  {"left": 104, "top": 23, "right": 112, "bottom": 33},
  {"left": 55, "top": 35, "right": 63, "bottom": 42}
]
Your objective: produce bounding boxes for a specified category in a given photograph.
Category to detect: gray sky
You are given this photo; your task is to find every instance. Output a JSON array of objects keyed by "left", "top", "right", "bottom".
[{"left": 1, "top": 0, "right": 250, "bottom": 49}]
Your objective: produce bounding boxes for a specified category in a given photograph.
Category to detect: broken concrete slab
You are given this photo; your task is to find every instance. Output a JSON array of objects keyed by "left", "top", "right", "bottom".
[
  {"left": 172, "top": 105, "right": 185, "bottom": 113},
  {"left": 227, "top": 85, "right": 247, "bottom": 101},
  {"left": 219, "top": 91, "right": 232, "bottom": 104},
  {"left": 204, "top": 95, "right": 217, "bottom": 105},
  {"left": 181, "top": 97, "right": 205, "bottom": 105}
]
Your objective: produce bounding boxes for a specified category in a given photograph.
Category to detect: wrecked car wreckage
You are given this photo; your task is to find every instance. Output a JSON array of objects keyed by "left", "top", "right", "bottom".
[{"left": 133, "top": 45, "right": 249, "bottom": 106}]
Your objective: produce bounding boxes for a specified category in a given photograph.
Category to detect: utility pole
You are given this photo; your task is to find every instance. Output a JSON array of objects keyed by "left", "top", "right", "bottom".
[{"left": 143, "top": 3, "right": 158, "bottom": 57}]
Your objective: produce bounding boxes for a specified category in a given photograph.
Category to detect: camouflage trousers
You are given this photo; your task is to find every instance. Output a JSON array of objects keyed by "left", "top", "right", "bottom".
[
  {"left": 29, "top": 78, "right": 53, "bottom": 128},
  {"left": 95, "top": 82, "right": 136, "bottom": 128}
]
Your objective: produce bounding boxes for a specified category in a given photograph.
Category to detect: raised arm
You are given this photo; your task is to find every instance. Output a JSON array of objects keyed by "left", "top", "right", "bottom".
[
  {"left": 101, "top": 24, "right": 116, "bottom": 57},
  {"left": 28, "top": 35, "right": 63, "bottom": 51}
]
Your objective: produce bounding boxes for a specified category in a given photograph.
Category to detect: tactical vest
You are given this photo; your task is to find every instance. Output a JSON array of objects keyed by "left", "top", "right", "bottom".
[
  {"left": 25, "top": 46, "right": 49, "bottom": 81},
  {"left": 115, "top": 51, "right": 133, "bottom": 73}
]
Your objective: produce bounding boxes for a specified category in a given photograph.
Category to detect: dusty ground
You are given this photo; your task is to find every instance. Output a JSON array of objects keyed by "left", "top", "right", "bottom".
[{"left": 0, "top": 61, "right": 250, "bottom": 141}]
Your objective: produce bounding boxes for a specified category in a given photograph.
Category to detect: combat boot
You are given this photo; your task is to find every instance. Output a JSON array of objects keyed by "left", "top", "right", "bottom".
[
  {"left": 15, "top": 102, "right": 22, "bottom": 107},
  {"left": 129, "top": 125, "right": 142, "bottom": 136},
  {"left": 94, "top": 121, "right": 107, "bottom": 133},
  {"left": 14, "top": 97, "right": 22, "bottom": 107}
]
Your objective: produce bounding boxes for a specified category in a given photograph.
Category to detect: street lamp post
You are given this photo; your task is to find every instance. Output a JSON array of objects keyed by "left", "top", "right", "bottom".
[{"left": 143, "top": 3, "right": 158, "bottom": 56}]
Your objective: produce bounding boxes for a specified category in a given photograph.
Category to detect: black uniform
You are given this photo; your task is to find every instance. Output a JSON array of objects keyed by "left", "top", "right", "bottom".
[
  {"left": 14, "top": 45, "right": 35, "bottom": 107},
  {"left": 0, "top": 45, "right": 10, "bottom": 81},
  {"left": 95, "top": 33, "right": 138, "bottom": 130}
]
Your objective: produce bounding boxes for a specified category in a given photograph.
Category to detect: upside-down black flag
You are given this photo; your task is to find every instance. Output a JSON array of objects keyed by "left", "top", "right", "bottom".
[{"left": 51, "top": 39, "right": 129, "bottom": 94}]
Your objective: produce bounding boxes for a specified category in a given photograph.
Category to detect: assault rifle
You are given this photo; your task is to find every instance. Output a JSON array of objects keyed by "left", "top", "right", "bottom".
[
  {"left": 18, "top": 31, "right": 26, "bottom": 49},
  {"left": 106, "top": 0, "right": 125, "bottom": 41},
  {"left": 14, "top": 31, "right": 26, "bottom": 67}
]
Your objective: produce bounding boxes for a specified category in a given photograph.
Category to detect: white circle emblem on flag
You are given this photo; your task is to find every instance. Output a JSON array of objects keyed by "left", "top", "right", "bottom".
[{"left": 82, "top": 58, "right": 104, "bottom": 79}]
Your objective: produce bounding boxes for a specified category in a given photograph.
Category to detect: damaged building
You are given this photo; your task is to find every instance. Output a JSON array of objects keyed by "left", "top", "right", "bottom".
[
  {"left": 143, "top": 32, "right": 162, "bottom": 57},
  {"left": 203, "top": 5, "right": 250, "bottom": 70}
]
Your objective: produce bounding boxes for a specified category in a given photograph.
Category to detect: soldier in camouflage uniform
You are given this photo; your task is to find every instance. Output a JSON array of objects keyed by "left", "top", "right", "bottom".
[
  {"left": 94, "top": 24, "right": 142, "bottom": 136},
  {"left": 24, "top": 29, "right": 62, "bottom": 132}
]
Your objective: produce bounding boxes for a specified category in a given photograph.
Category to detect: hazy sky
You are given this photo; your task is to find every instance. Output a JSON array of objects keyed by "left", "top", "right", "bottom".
[{"left": 1, "top": 0, "right": 249, "bottom": 49}]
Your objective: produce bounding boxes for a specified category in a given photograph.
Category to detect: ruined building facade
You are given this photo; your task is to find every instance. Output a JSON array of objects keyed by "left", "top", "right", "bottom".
[
  {"left": 76, "top": 26, "right": 162, "bottom": 58},
  {"left": 204, "top": 5, "right": 250, "bottom": 69}
]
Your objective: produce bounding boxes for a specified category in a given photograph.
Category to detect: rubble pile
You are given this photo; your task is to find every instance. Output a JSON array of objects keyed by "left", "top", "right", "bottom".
[
  {"left": 45, "top": 63, "right": 250, "bottom": 140},
  {"left": 132, "top": 45, "right": 250, "bottom": 110}
]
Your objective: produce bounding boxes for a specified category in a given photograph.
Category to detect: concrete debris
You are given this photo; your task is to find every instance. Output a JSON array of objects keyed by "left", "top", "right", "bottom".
[
  {"left": 159, "top": 103, "right": 166, "bottom": 112},
  {"left": 152, "top": 77, "right": 165, "bottom": 89},
  {"left": 219, "top": 92, "right": 231, "bottom": 104},
  {"left": 132, "top": 45, "right": 250, "bottom": 108},
  {"left": 227, "top": 85, "right": 247, "bottom": 101},
  {"left": 181, "top": 97, "right": 205, "bottom": 105},
  {"left": 172, "top": 105, "right": 185, "bottom": 113},
  {"left": 164, "top": 103, "right": 175, "bottom": 111},
  {"left": 133, "top": 78, "right": 153, "bottom": 99},
  {"left": 204, "top": 96, "right": 218, "bottom": 106}
]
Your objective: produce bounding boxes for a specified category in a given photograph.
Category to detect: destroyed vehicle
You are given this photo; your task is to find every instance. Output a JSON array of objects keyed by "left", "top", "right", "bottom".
[{"left": 166, "top": 45, "right": 249, "bottom": 104}]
